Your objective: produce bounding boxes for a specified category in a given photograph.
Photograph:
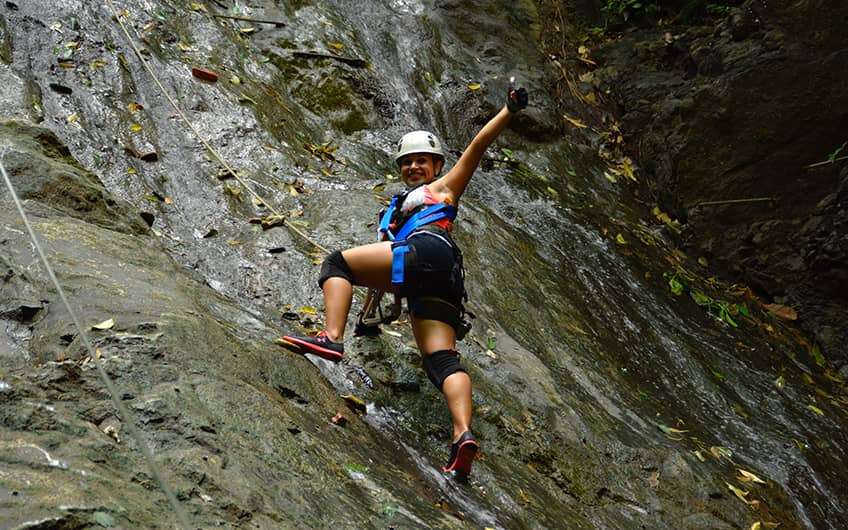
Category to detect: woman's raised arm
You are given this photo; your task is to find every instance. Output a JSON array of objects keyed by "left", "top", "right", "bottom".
[{"left": 436, "top": 83, "right": 528, "bottom": 202}]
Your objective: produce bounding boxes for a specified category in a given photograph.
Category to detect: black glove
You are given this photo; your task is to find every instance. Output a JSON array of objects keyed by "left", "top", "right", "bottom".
[{"left": 507, "top": 77, "right": 528, "bottom": 113}]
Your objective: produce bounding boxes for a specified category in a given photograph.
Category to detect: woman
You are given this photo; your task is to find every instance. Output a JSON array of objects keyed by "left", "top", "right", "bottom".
[{"left": 282, "top": 82, "right": 528, "bottom": 478}]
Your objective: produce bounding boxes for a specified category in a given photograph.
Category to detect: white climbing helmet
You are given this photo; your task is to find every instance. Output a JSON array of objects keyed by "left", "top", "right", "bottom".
[{"left": 394, "top": 130, "right": 445, "bottom": 165}]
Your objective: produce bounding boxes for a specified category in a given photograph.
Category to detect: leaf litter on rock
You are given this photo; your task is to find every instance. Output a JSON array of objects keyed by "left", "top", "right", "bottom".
[
  {"left": 737, "top": 469, "right": 767, "bottom": 484},
  {"left": 807, "top": 404, "right": 824, "bottom": 416},
  {"left": 658, "top": 423, "right": 688, "bottom": 439},
  {"left": 726, "top": 482, "right": 760, "bottom": 508},
  {"left": 763, "top": 303, "right": 797, "bottom": 321},
  {"left": 340, "top": 394, "right": 366, "bottom": 414},
  {"left": 710, "top": 446, "right": 732, "bottom": 460},
  {"left": 92, "top": 318, "right": 115, "bottom": 330}
]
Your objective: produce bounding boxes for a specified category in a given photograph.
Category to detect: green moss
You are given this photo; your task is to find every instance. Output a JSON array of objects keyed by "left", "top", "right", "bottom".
[
  {"left": 276, "top": 38, "right": 299, "bottom": 50},
  {"left": 297, "top": 76, "right": 369, "bottom": 134},
  {"left": 0, "top": 16, "right": 12, "bottom": 64}
]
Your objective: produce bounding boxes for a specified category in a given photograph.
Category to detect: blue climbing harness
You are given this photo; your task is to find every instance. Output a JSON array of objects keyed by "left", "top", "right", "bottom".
[{"left": 378, "top": 194, "right": 457, "bottom": 286}]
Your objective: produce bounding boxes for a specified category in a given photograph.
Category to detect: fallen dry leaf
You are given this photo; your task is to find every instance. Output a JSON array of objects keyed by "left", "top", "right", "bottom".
[
  {"left": 92, "top": 318, "right": 115, "bottom": 330},
  {"left": 341, "top": 394, "right": 366, "bottom": 413},
  {"left": 563, "top": 114, "right": 587, "bottom": 128},
  {"left": 191, "top": 67, "right": 219, "bottom": 82},
  {"left": 618, "top": 157, "right": 636, "bottom": 181},
  {"left": 726, "top": 482, "right": 752, "bottom": 504},
  {"left": 737, "top": 469, "right": 767, "bottom": 484},
  {"left": 658, "top": 424, "right": 688, "bottom": 435},
  {"left": 763, "top": 303, "right": 797, "bottom": 321}
]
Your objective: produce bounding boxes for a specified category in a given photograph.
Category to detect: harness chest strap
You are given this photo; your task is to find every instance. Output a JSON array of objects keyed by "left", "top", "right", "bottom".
[{"left": 380, "top": 201, "right": 457, "bottom": 285}]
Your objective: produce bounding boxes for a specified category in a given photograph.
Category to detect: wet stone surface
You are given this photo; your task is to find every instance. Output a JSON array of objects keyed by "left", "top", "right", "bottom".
[{"left": 0, "top": 0, "right": 846, "bottom": 529}]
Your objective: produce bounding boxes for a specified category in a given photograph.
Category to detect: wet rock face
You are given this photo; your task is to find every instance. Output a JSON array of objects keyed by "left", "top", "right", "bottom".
[
  {"left": 0, "top": 121, "right": 149, "bottom": 235},
  {"left": 592, "top": 0, "right": 848, "bottom": 361},
  {"left": 2, "top": 0, "right": 847, "bottom": 529}
]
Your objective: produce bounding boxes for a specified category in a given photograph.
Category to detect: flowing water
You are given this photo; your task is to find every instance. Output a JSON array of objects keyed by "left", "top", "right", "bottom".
[{"left": 1, "top": 0, "right": 846, "bottom": 528}]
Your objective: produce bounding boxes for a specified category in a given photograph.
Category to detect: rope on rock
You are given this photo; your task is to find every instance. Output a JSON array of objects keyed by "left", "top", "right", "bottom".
[
  {"left": 105, "top": 0, "right": 330, "bottom": 256},
  {"left": 0, "top": 156, "right": 192, "bottom": 530},
  {"left": 106, "top": 3, "right": 387, "bottom": 328}
]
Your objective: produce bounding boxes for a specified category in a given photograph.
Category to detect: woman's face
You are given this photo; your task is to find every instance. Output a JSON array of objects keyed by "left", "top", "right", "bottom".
[{"left": 399, "top": 153, "right": 443, "bottom": 187}]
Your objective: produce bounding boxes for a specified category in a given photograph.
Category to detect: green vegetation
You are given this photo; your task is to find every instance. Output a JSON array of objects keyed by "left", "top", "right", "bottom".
[
  {"left": 827, "top": 141, "right": 846, "bottom": 163},
  {"left": 601, "top": 0, "right": 742, "bottom": 25},
  {"left": 664, "top": 272, "right": 748, "bottom": 327},
  {"left": 344, "top": 463, "right": 369, "bottom": 474},
  {"left": 602, "top": 0, "right": 659, "bottom": 22}
]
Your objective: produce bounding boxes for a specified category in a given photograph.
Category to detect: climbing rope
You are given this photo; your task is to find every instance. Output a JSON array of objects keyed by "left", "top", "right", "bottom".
[
  {"left": 104, "top": 0, "right": 330, "bottom": 256},
  {"left": 0, "top": 156, "right": 192, "bottom": 530},
  {"left": 103, "top": 0, "right": 400, "bottom": 319}
]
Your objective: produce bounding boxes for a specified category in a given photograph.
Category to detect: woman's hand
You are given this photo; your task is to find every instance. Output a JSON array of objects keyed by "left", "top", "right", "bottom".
[
  {"left": 506, "top": 77, "right": 528, "bottom": 113},
  {"left": 435, "top": 76, "right": 526, "bottom": 202}
]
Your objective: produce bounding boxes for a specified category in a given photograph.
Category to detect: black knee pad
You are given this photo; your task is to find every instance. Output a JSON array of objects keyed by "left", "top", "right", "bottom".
[
  {"left": 423, "top": 349, "right": 466, "bottom": 390},
  {"left": 318, "top": 250, "right": 354, "bottom": 287}
]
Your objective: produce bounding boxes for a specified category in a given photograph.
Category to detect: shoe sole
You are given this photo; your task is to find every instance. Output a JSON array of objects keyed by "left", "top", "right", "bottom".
[
  {"left": 279, "top": 336, "right": 344, "bottom": 362},
  {"left": 442, "top": 440, "right": 478, "bottom": 478}
]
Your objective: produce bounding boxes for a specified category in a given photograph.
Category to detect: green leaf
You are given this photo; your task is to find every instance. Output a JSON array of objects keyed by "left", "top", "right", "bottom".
[
  {"left": 737, "top": 304, "right": 750, "bottom": 317},
  {"left": 719, "top": 306, "right": 738, "bottom": 327},
  {"left": 690, "top": 290, "right": 711, "bottom": 306},
  {"left": 710, "top": 445, "right": 732, "bottom": 459},
  {"left": 810, "top": 344, "right": 826, "bottom": 367},
  {"left": 486, "top": 336, "right": 497, "bottom": 350},
  {"left": 501, "top": 147, "right": 514, "bottom": 159},
  {"left": 827, "top": 141, "right": 846, "bottom": 163},
  {"left": 381, "top": 502, "right": 398, "bottom": 517},
  {"left": 345, "top": 463, "right": 368, "bottom": 474},
  {"left": 668, "top": 276, "right": 684, "bottom": 296}
]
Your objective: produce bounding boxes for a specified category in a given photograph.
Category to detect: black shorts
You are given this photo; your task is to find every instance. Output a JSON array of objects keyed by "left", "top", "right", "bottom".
[{"left": 398, "top": 232, "right": 465, "bottom": 329}]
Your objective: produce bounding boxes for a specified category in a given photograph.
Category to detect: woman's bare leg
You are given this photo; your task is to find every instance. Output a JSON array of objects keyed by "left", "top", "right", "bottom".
[
  {"left": 443, "top": 372, "right": 472, "bottom": 441},
  {"left": 322, "top": 277, "right": 352, "bottom": 342},
  {"left": 322, "top": 241, "right": 395, "bottom": 341},
  {"left": 412, "top": 317, "right": 472, "bottom": 441}
]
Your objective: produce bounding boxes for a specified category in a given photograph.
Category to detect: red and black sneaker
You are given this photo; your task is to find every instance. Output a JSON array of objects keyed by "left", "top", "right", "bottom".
[
  {"left": 442, "top": 431, "right": 478, "bottom": 478},
  {"left": 279, "top": 331, "right": 344, "bottom": 362}
]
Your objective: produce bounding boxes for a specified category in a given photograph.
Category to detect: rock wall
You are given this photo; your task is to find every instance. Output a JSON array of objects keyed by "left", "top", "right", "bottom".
[
  {"left": 590, "top": 0, "right": 848, "bottom": 362},
  {"left": 2, "top": 0, "right": 847, "bottom": 528}
]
